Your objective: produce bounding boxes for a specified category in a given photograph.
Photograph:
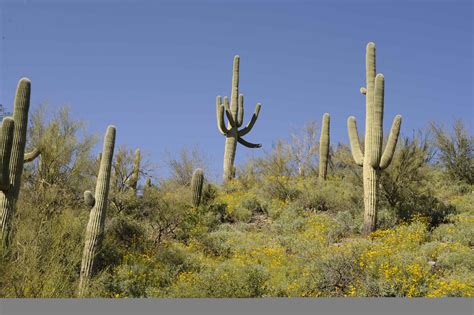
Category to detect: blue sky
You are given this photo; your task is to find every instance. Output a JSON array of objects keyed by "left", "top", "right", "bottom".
[{"left": 0, "top": 0, "right": 472, "bottom": 181}]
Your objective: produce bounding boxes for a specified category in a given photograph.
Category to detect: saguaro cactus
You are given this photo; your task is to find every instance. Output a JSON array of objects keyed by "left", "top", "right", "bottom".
[
  {"left": 78, "top": 125, "right": 116, "bottom": 297},
  {"left": 0, "top": 78, "right": 35, "bottom": 250},
  {"left": 216, "top": 56, "right": 262, "bottom": 182},
  {"left": 319, "top": 113, "right": 330, "bottom": 181},
  {"left": 191, "top": 168, "right": 204, "bottom": 207},
  {"left": 128, "top": 148, "right": 140, "bottom": 193},
  {"left": 347, "top": 42, "right": 402, "bottom": 234}
]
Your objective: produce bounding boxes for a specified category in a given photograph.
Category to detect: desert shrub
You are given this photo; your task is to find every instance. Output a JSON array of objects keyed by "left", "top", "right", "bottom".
[
  {"left": 293, "top": 179, "right": 362, "bottom": 213},
  {"left": 0, "top": 208, "right": 85, "bottom": 297},
  {"left": 431, "top": 119, "right": 474, "bottom": 185},
  {"left": 165, "top": 147, "right": 208, "bottom": 186}
]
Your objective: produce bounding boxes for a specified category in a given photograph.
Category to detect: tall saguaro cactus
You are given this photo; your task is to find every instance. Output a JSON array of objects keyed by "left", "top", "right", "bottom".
[
  {"left": 0, "top": 78, "right": 35, "bottom": 250},
  {"left": 191, "top": 168, "right": 204, "bottom": 207},
  {"left": 216, "top": 56, "right": 262, "bottom": 182},
  {"left": 319, "top": 113, "right": 330, "bottom": 181},
  {"left": 347, "top": 42, "right": 402, "bottom": 234},
  {"left": 78, "top": 125, "right": 116, "bottom": 297}
]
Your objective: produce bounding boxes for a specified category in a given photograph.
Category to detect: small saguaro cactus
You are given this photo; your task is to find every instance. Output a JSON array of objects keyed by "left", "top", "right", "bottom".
[
  {"left": 128, "top": 148, "right": 140, "bottom": 193},
  {"left": 319, "top": 113, "right": 330, "bottom": 181},
  {"left": 0, "top": 78, "right": 40, "bottom": 250},
  {"left": 347, "top": 42, "right": 402, "bottom": 234},
  {"left": 78, "top": 125, "right": 116, "bottom": 297},
  {"left": 216, "top": 55, "right": 262, "bottom": 182},
  {"left": 191, "top": 168, "right": 204, "bottom": 207}
]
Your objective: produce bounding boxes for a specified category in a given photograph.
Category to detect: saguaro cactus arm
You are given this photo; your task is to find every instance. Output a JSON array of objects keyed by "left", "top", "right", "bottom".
[
  {"left": 347, "top": 116, "right": 364, "bottom": 166},
  {"left": 223, "top": 97, "right": 236, "bottom": 127},
  {"left": 0, "top": 118, "right": 14, "bottom": 190},
  {"left": 379, "top": 115, "right": 402, "bottom": 170},
  {"left": 216, "top": 96, "right": 230, "bottom": 136},
  {"left": 369, "top": 74, "right": 385, "bottom": 168},
  {"left": 24, "top": 147, "right": 40, "bottom": 163},
  {"left": 237, "top": 137, "right": 261, "bottom": 148},
  {"left": 238, "top": 103, "right": 261, "bottom": 137}
]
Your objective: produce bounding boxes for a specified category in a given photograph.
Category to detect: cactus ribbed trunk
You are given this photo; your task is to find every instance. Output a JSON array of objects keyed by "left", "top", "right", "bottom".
[
  {"left": 0, "top": 78, "right": 31, "bottom": 250},
  {"left": 78, "top": 125, "right": 116, "bottom": 297},
  {"left": 216, "top": 56, "right": 262, "bottom": 183},
  {"left": 363, "top": 165, "right": 379, "bottom": 234},
  {"left": 223, "top": 131, "right": 237, "bottom": 181},
  {"left": 319, "top": 113, "right": 330, "bottom": 181},
  {"left": 191, "top": 168, "right": 204, "bottom": 207},
  {"left": 347, "top": 42, "right": 402, "bottom": 234}
]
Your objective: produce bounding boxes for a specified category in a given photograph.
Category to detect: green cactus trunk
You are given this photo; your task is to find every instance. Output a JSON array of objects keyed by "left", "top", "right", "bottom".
[
  {"left": 347, "top": 42, "right": 402, "bottom": 234},
  {"left": 0, "top": 78, "right": 32, "bottom": 250},
  {"left": 223, "top": 132, "right": 237, "bottom": 181},
  {"left": 216, "top": 56, "right": 262, "bottom": 183},
  {"left": 191, "top": 168, "right": 204, "bottom": 207},
  {"left": 78, "top": 125, "right": 116, "bottom": 297},
  {"left": 319, "top": 113, "right": 330, "bottom": 181}
]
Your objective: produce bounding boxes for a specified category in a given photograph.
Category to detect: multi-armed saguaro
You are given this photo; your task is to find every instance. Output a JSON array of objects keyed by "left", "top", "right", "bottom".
[
  {"left": 191, "top": 168, "right": 204, "bottom": 207},
  {"left": 347, "top": 42, "right": 402, "bottom": 234},
  {"left": 319, "top": 113, "right": 330, "bottom": 181},
  {"left": 216, "top": 56, "right": 262, "bottom": 182},
  {"left": 0, "top": 78, "right": 41, "bottom": 250},
  {"left": 78, "top": 125, "right": 116, "bottom": 297}
]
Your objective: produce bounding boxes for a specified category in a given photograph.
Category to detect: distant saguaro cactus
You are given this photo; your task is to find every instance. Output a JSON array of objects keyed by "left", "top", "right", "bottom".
[
  {"left": 78, "top": 125, "right": 116, "bottom": 297},
  {"left": 319, "top": 113, "right": 330, "bottom": 181},
  {"left": 191, "top": 168, "right": 204, "bottom": 207},
  {"left": 216, "top": 56, "right": 262, "bottom": 183},
  {"left": 347, "top": 42, "right": 402, "bottom": 234},
  {"left": 128, "top": 148, "right": 140, "bottom": 193},
  {"left": 0, "top": 78, "right": 39, "bottom": 250}
]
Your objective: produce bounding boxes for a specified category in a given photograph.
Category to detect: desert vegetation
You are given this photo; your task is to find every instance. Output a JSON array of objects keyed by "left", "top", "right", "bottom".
[{"left": 0, "top": 43, "right": 472, "bottom": 298}]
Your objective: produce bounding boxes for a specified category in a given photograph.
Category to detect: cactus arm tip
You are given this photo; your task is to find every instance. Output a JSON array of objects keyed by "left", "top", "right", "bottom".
[
  {"left": 223, "top": 96, "right": 236, "bottom": 126},
  {"left": 347, "top": 116, "right": 364, "bottom": 166},
  {"left": 238, "top": 103, "right": 261, "bottom": 137},
  {"left": 360, "top": 87, "right": 367, "bottom": 95},
  {"left": 237, "top": 137, "right": 261, "bottom": 148},
  {"left": 18, "top": 77, "right": 31, "bottom": 83},
  {"left": 216, "top": 99, "right": 230, "bottom": 136},
  {"left": 379, "top": 115, "right": 402, "bottom": 170}
]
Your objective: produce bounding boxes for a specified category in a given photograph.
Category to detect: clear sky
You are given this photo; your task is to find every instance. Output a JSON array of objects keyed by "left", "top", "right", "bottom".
[{"left": 0, "top": 0, "right": 472, "bottom": 181}]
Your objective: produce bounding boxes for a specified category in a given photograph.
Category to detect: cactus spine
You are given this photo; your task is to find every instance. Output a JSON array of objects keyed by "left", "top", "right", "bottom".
[
  {"left": 0, "top": 78, "right": 33, "bottom": 250},
  {"left": 128, "top": 148, "right": 140, "bottom": 193},
  {"left": 216, "top": 56, "right": 262, "bottom": 183},
  {"left": 191, "top": 168, "right": 204, "bottom": 207},
  {"left": 319, "top": 113, "right": 330, "bottom": 181},
  {"left": 78, "top": 125, "right": 116, "bottom": 297},
  {"left": 347, "top": 42, "right": 402, "bottom": 234}
]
